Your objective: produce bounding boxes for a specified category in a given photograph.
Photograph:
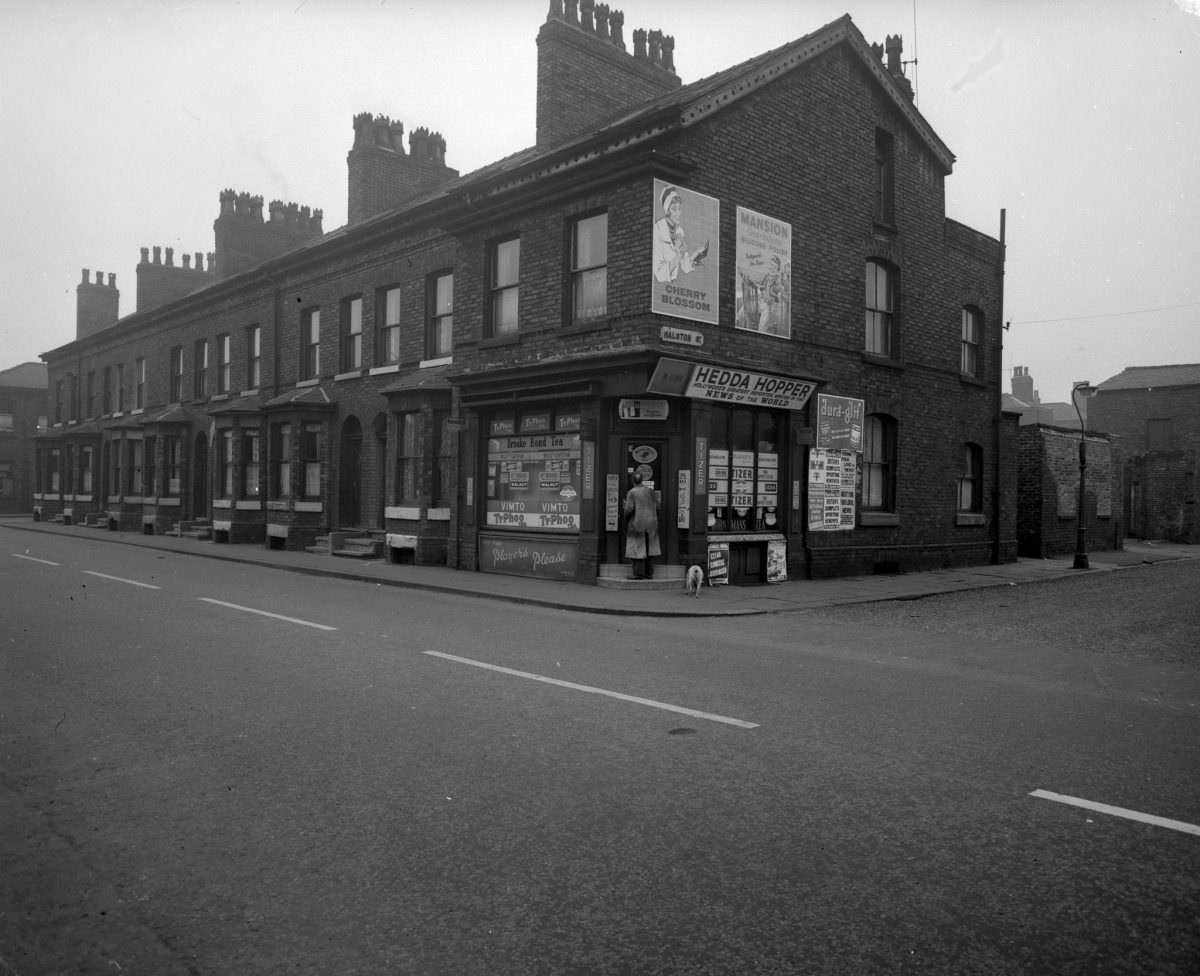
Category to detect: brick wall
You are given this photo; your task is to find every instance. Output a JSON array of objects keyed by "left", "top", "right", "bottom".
[
  {"left": 1090, "top": 385, "right": 1200, "bottom": 452},
  {"left": 1124, "top": 449, "right": 1198, "bottom": 542},
  {"left": 1017, "top": 425, "right": 1122, "bottom": 557}
]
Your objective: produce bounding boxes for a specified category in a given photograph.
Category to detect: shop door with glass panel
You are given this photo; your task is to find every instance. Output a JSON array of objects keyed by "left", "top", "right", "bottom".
[{"left": 621, "top": 440, "right": 668, "bottom": 560}]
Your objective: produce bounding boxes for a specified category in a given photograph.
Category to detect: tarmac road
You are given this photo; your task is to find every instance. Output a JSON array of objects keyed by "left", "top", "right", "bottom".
[{"left": 1, "top": 526, "right": 1197, "bottom": 974}]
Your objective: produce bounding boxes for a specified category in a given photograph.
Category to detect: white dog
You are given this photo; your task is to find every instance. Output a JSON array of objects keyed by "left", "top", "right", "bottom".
[{"left": 685, "top": 564, "right": 705, "bottom": 597}]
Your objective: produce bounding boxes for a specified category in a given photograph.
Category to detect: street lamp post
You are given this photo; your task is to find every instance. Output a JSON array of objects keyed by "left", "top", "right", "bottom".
[{"left": 1071, "top": 381, "right": 1098, "bottom": 569}]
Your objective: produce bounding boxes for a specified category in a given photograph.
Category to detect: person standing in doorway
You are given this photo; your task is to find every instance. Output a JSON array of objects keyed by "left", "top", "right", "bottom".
[{"left": 624, "top": 472, "right": 661, "bottom": 580}]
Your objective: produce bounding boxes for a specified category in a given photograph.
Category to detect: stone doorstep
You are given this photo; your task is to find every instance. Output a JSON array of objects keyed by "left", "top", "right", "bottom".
[{"left": 596, "top": 563, "right": 688, "bottom": 591}]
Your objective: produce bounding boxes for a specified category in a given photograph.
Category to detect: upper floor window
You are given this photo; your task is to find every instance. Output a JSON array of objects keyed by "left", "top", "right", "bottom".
[
  {"left": 875, "top": 129, "right": 895, "bottom": 225},
  {"left": 194, "top": 339, "right": 209, "bottom": 400},
  {"left": 0, "top": 399, "right": 12, "bottom": 433},
  {"left": 54, "top": 380, "right": 64, "bottom": 423},
  {"left": 102, "top": 367, "right": 112, "bottom": 415},
  {"left": 378, "top": 286, "right": 402, "bottom": 365},
  {"left": 86, "top": 372, "right": 96, "bottom": 419},
  {"left": 958, "top": 443, "right": 982, "bottom": 513},
  {"left": 135, "top": 358, "right": 146, "bottom": 410},
  {"left": 169, "top": 348, "right": 184, "bottom": 403},
  {"left": 865, "top": 260, "right": 896, "bottom": 358},
  {"left": 961, "top": 307, "right": 982, "bottom": 377},
  {"left": 116, "top": 363, "right": 125, "bottom": 413},
  {"left": 300, "top": 308, "right": 321, "bottom": 380},
  {"left": 340, "top": 296, "right": 363, "bottom": 371},
  {"left": 426, "top": 271, "right": 454, "bottom": 359},
  {"left": 217, "top": 334, "right": 231, "bottom": 393},
  {"left": 246, "top": 325, "right": 262, "bottom": 390},
  {"left": 862, "top": 413, "right": 897, "bottom": 512},
  {"left": 571, "top": 212, "right": 608, "bottom": 323},
  {"left": 489, "top": 236, "right": 520, "bottom": 336}
]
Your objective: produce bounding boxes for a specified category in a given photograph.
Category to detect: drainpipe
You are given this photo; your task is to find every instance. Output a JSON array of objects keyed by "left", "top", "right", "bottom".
[{"left": 993, "top": 209, "right": 1006, "bottom": 564}]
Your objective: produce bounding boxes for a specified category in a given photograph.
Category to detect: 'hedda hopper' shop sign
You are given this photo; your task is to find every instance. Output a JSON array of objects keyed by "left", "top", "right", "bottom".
[{"left": 647, "top": 358, "right": 817, "bottom": 411}]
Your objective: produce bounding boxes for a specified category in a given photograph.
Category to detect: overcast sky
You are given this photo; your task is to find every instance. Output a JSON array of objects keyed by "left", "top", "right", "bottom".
[{"left": 2, "top": 0, "right": 1197, "bottom": 404}]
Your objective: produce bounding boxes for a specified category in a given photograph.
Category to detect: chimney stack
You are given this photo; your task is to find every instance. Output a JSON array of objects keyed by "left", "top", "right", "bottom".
[
  {"left": 76, "top": 268, "right": 119, "bottom": 339},
  {"left": 537, "top": 2, "right": 680, "bottom": 151},
  {"left": 212, "top": 188, "right": 325, "bottom": 279},
  {"left": 346, "top": 114, "right": 459, "bottom": 226}
]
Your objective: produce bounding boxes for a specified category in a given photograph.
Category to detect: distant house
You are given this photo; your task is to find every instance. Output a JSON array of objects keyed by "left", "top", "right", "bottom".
[
  {"left": 1003, "top": 365, "right": 1085, "bottom": 429},
  {"left": 0, "top": 362, "right": 49, "bottom": 514},
  {"left": 1088, "top": 364, "right": 1200, "bottom": 452}
]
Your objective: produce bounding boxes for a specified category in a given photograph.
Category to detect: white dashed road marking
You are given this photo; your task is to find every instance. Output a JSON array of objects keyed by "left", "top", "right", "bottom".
[
  {"left": 424, "top": 650, "right": 759, "bottom": 729},
  {"left": 1031, "top": 789, "right": 1200, "bottom": 837},
  {"left": 198, "top": 597, "right": 338, "bottom": 631},
  {"left": 82, "top": 570, "right": 161, "bottom": 590},
  {"left": 12, "top": 554, "right": 60, "bottom": 566}
]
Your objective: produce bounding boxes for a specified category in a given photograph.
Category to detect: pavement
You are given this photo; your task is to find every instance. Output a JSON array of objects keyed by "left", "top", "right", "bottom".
[{"left": 3, "top": 515, "right": 1198, "bottom": 618}]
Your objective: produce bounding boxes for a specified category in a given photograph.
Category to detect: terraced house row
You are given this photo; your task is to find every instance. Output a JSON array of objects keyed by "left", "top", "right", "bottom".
[{"left": 34, "top": 1, "right": 1015, "bottom": 585}]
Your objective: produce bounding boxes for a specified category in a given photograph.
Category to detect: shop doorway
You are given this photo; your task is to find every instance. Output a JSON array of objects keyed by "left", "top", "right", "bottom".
[
  {"left": 620, "top": 439, "right": 669, "bottom": 567},
  {"left": 339, "top": 416, "right": 363, "bottom": 528}
]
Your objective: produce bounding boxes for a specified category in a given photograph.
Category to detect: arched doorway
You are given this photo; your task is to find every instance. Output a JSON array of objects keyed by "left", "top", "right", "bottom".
[
  {"left": 339, "top": 416, "right": 363, "bottom": 528},
  {"left": 192, "top": 431, "right": 208, "bottom": 519}
]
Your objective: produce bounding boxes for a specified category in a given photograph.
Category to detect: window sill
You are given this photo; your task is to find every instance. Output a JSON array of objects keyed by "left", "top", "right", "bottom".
[
  {"left": 861, "top": 352, "right": 903, "bottom": 371},
  {"left": 295, "top": 378, "right": 320, "bottom": 388},
  {"left": 560, "top": 317, "right": 609, "bottom": 336},
  {"left": 859, "top": 511, "right": 899, "bottom": 527},
  {"left": 958, "top": 374, "right": 986, "bottom": 389},
  {"left": 956, "top": 512, "right": 986, "bottom": 526},
  {"left": 480, "top": 333, "right": 520, "bottom": 349},
  {"left": 369, "top": 365, "right": 401, "bottom": 376},
  {"left": 420, "top": 356, "right": 453, "bottom": 369},
  {"left": 334, "top": 370, "right": 363, "bottom": 382}
]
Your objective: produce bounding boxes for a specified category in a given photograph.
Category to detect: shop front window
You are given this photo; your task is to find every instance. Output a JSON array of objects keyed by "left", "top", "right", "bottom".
[
  {"left": 707, "top": 407, "right": 781, "bottom": 532},
  {"left": 485, "top": 407, "right": 581, "bottom": 532}
]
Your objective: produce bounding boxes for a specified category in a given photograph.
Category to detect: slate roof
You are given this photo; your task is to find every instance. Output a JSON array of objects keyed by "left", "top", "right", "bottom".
[
  {"left": 0, "top": 362, "right": 48, "bottom": 389},
  {"left": 1097, "top": 364, "right": 1200, "bottom": 391}
]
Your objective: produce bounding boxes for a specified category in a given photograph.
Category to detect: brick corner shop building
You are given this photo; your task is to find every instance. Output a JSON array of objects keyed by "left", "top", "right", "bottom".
[{"left": 36, "top": 3, "right": 1015, "bottom": 586}]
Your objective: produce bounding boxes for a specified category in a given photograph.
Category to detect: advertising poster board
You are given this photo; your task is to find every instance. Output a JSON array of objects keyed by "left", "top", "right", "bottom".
[
  {"left": 706, "top": 541, "right": 730, "bottom": 585},
  {"left": 735, "top": 206, "right": 792, "bottom": 338},
  {"left": 808, "top": 448, "right": 858, "bottom": 531},
  {"left": 766, "top": 539, "right": 788, "bottom": 582},
  {"left": 816, "top": 394, "right": 865, "bottom": 451},
  {"left": 651, "top": 180, "right": 720, "bottom": 325}
]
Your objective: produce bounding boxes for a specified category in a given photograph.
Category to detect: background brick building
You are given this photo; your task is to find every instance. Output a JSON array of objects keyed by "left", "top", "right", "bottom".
[
  {"left": 36, "top": 2, "right": 1013, "bottom": 584},
  {"left": 0, "top": 362, "right": 48, "bottom": 515},
  {"left": 1087, "top": 364, "right": 1200, "bottom": 543}
]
